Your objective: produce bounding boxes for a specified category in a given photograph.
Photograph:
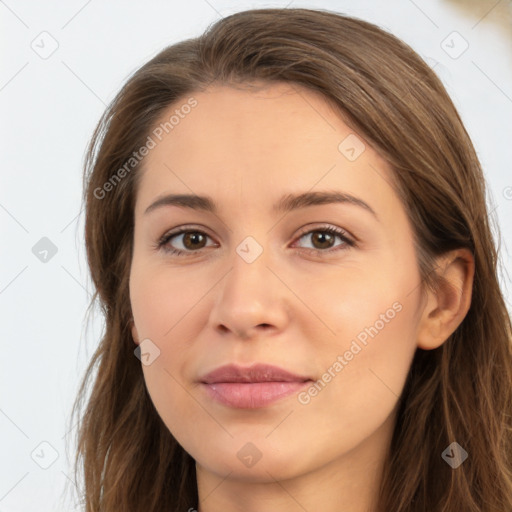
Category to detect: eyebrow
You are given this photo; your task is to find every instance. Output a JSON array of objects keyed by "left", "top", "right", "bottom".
[{"left": 144, "top": 190, "right": 379, "bottom": 220}]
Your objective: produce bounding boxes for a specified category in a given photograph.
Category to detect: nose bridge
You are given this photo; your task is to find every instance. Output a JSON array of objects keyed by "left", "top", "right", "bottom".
[
  {"left": 224, "top": 234, "right": 272, "bottom": 305},
  {"left": 209, "top": 232, "right": 289, "bottom": 337}
]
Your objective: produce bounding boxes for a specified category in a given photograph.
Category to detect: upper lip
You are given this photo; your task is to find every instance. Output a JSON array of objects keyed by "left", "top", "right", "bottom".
[{"left": 200, "top": 363, "right": 312, "bottom": 384}]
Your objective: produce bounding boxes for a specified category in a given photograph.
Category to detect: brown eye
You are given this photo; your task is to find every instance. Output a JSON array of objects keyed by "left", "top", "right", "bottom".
[
  {"left": 158, "top": 229, "right": 215, "bottom": 255},
  {"left": 294, "top": 226, "right": 354, "bottom": 253},
  {"left": 309, "top": 231, "right": 336, "bottom": 250},
  {"left": 181, "top": 232, "right": 207, "bottom": 250}
]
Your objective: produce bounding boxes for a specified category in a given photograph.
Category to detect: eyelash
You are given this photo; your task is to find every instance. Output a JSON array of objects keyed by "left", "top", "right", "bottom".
[{"left": 155, "top": 224, "right": 356, "bottom": 257}]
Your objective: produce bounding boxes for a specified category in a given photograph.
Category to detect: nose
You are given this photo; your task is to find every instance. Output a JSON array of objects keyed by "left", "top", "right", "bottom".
[{"left": 207, "top": 244, "right": 290, "bottom": 341}]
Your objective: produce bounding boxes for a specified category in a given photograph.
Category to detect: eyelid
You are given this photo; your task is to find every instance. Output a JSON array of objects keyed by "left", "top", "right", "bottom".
[
  {"left": 158, "top": 223, "right": 214, "bottom": 239},
  {"left": 294, "top": 223, "right": 354, "bottom": 242}
]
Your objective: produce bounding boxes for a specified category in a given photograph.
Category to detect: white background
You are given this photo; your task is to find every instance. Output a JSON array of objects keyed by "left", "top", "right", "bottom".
[{"left": 1, "top": 0, "right": 511, "bottom": 510}]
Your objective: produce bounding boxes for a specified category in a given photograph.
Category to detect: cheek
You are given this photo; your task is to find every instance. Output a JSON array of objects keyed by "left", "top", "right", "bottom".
[
  {"left": 131, "top": 278, "right": 205, "bottom": 451},
  {"left": 290, "top": 256, "right": 420, "bottom": 422},
  {"left": 130, "top": 265, "right": 213, "bottom": 429},
  {"left": 130, "top": 264, "right": 209, "bottom": 339},
  {"left": 287, "top": 307, "right": 417, "bottom": 472}
]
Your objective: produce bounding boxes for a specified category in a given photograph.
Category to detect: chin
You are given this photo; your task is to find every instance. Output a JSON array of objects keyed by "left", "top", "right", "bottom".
[{"left": 192, "top": 437, "right": 315, "bottom": 483}]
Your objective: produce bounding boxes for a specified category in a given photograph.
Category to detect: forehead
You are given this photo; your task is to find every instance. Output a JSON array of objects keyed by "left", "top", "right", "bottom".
[{"left": 134, "top": 82, "right": 399, "bottom": 221}]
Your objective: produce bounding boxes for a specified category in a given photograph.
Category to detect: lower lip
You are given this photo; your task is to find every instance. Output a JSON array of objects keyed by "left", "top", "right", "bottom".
[{"left": 202, "top": 381, "right": 311, "bottom": 409}]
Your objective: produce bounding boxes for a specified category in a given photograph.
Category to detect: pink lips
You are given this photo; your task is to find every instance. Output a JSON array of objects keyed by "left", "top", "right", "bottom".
[{"left": 200, "top": 363, "right": 312, "bottom": 409}]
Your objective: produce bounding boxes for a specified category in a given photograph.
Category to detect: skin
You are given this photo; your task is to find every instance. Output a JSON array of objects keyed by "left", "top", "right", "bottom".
[{"left": 129, "top": 82, "right": 474, "bottom": 512}]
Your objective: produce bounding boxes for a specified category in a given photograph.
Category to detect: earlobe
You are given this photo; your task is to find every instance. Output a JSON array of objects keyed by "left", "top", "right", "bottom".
[{"left": 416, "top": 248, "right": 475, "bottom": 350}]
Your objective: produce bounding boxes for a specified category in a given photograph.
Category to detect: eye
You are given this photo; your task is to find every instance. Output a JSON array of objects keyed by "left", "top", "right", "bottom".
[
  {"left": 292, "top": 225, "right": 355, "bottom": 255},
  {"left": 156, "top": 227, "right": 217, "bottom": 256},
  {"left": 155, "top": 224, "right": 356, "bottom": 257}
]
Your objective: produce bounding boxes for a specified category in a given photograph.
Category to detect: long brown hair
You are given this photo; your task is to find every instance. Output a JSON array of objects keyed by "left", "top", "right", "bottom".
[{"left": 71, "top": 7, "right": 512, "bottom": 511}]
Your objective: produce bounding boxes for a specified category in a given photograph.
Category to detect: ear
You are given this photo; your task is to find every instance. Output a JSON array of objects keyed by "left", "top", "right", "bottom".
[
  {"left": 130, "top": 319, "right": 140, "bottom": 345},
  {"left": 416, "top": 248, "right": 475, "bottom": 350}
]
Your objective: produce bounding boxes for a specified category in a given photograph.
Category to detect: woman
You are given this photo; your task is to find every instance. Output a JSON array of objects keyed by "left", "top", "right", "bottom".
[{"left": 72, "top": 7, "right": 512, "bottom": 511}]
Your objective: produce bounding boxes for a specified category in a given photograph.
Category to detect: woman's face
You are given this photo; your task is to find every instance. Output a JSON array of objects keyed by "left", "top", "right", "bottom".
[{"left": 129, "top": 82, "right": 425, "bottom": 485}]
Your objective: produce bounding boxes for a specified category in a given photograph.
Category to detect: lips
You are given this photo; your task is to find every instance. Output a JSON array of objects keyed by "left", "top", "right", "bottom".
[
  {"left": 200, "top": 363, "right": 311, "bottom": 383},
  {"left": 199, "top": 363, "right": 313, "bottom": 409}
]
